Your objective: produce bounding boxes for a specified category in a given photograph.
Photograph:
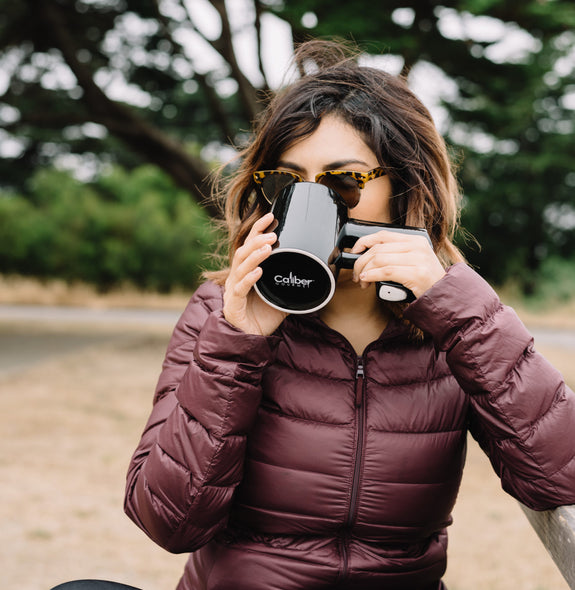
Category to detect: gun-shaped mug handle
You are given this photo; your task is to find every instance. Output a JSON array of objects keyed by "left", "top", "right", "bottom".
[{"left": 333, "top": 220, "right": 432, "bottom": 304}]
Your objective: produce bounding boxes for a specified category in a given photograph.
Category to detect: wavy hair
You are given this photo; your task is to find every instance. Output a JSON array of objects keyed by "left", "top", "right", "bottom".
[{"left": 207, "top": 39, "right": 464, "bottom": 284}]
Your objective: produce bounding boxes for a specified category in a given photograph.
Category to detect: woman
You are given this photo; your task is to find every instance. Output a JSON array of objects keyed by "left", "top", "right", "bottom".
[{"left": 124, "top": 40, "right": 575, "bottom": 590}]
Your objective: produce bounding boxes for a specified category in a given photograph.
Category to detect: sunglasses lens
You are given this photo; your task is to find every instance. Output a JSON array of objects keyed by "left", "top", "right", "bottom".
[
  {"left": 318, "top": 173, "right": 361, "bottom": 208},
  {"left": 259, "top": 173, "right": 299, "bottom": 204}
]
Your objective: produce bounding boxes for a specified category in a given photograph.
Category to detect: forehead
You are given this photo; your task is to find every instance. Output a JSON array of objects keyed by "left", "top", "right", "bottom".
[{"left": 278, "top": 114, "right": 377, "bottom": 170}]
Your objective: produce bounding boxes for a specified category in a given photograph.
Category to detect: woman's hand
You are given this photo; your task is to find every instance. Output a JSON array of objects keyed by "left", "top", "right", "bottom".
[
  {"left": 223, "top": 212, "right": 288, "bottom": 336},
  {"left": 350, "top": 229, "right": 446, "bottom": 299}
]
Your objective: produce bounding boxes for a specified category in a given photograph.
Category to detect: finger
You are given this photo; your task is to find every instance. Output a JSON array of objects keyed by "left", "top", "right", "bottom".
[
  {"left": 247, "top": 212, "right": 275, "bottom": 240},
  {"left": 350, "top": 230, "right": 428, "bottom": 254},
  {"left": 237, "top": 241, "right": 273, "bottom": 279},
  {"left": 358, "top": 254, "right": 445, "bottom": 296},
  {"left": 226, "top": 265, "right": 263, "bottom": 301},
  {"left": 233, "top": 228, "right": 276, "bottom": 268},
  {"left": 230, "top": 241, "right": 273, "bottom": 286},
  {"left": 358, "top": 264, "right": 411, "bottom": 289},
  {"left": 352, "top": 240, "right": 435, "bottom": 288},
  {"left": 351, "top": 243, "right": 412, "bottom": 280},
  {"left": 353, "top": 255, "right": 416, "bottom": 286}
]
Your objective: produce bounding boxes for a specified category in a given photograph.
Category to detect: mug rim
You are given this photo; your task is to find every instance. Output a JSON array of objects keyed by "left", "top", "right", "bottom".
[{"left": 254, "top": 247, "right": 336, "bottom": 315}]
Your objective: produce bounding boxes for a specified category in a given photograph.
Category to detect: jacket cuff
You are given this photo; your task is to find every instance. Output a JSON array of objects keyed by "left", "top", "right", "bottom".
[
  {"left": 403, "top": 263, "right": 502, "bottom": 351},
  {"left": 179, "top": 310, "right": 280, "bottom": 435},
  {"left": 194, "top": 310, "right": 281, "bottom": 373}
]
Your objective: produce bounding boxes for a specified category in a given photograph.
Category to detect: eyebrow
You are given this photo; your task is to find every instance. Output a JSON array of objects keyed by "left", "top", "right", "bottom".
[{"left": 277, "top": 159, "right": 372, "bottom": 172}]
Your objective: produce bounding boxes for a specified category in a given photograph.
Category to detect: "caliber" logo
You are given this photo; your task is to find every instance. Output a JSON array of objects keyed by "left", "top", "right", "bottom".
[{"left": 274, "top": 272, "right": 314, "bottom": 288}]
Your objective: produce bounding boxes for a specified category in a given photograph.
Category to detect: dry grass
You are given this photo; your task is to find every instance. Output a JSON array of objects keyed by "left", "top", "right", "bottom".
[
  {"left": 505, "top": 299, "right": 575, "bottom": 331},
  {"left": 1, "top": 277, "right": 573, "bottom": 590},
  {"left": 0, "top": 322, "right": 189, "bottom": 590},
  {"left": 0, "top": 275, "right": 191, "bottom": 310}
]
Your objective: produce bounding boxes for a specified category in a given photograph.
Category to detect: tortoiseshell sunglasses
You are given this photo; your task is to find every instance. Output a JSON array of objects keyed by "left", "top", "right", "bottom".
[{"left": 253, "top": 167, "right": 387, "bottom": 209}]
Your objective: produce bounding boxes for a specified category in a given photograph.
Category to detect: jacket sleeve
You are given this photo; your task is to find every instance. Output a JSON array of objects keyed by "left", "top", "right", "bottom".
[
  {"left": 404, "top": 263, "right": 575, "bottom": 511},
  {"left": 124, "top": 282, "right": 280, "bottom": 552}
]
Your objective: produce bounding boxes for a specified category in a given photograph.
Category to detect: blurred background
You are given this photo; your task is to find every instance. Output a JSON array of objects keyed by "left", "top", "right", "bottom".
[{"left": 1, "top": 0, "right": 574, "bottom": 589}]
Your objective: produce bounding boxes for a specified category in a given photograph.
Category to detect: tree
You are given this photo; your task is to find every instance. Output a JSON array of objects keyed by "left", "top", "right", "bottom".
[
  {"left": 277, "top": 1, "right": 575, "bottom": 293},
  {"left": 0, "top": 164, "right": 217, "bottom": 290},
  {"left": 1, "top": 0, "right": 574, "bottom": 291},
  {"left": 0, "top": 0, "right": 262, "bottom": 217}
]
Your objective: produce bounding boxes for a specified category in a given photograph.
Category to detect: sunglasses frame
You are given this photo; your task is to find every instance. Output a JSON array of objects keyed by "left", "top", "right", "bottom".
[{"left": 253, "top": 167, "right": 388, "bottom": 206}]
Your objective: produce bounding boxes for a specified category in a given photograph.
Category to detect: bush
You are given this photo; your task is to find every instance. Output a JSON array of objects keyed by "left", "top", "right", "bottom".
[
  {"left": 0, "top": 165, "right": 220, "bottom": 292},
  {"left": 531, "top": 256, "right": 575, "bottom": 304}
]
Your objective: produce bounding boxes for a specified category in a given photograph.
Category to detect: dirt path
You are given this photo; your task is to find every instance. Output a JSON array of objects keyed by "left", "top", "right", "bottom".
[
  {"left": 0, "top": 307, "right": 572, "bottom": 590},
  {"left": 0, "top": 305, "right": 179, "bottom": 375}
]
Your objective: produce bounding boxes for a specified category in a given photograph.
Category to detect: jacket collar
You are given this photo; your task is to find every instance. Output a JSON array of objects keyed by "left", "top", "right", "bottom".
[{"left": 281, "top": 310, "right": 419, "bottom": 354}]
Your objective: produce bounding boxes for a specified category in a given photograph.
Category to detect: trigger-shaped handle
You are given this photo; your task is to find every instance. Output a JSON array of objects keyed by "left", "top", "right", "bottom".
[
  {"left": 333, "top": 252, "right": 415, "bottom": 303},
  {"left": 332, "top": 251, "right": 359, "bottom": 269}
]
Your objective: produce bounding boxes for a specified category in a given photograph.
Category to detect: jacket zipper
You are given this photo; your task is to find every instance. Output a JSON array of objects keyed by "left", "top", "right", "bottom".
[{"left": 340, "top": 356, "right": 367, "bottom": 580}]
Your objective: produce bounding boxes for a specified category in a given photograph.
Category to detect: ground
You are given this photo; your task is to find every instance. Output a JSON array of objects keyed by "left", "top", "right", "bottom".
[{"left": 0, "top": 286, "right": 573, "bottom": 589}]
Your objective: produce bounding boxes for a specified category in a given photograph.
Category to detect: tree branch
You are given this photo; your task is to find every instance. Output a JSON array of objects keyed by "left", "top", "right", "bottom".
[
  {"left": 149, "top": 0, "right": 236, "bottom": 141},
  {"left": 1, "top": 111, "right": 91, "bottom": 131},
  {"left": 205, "top": 0, "right": 264, "bottom": 121},
  {"left": 254, "top": 0, "right": 270, "bottom": 92},
  {"left": 37, "top": 0, "right": 219, "bottom": 217}
]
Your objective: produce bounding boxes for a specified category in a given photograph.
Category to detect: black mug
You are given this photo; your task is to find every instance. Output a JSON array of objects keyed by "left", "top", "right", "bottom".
[
  {"left": 254, "top": 182, "right": 431, "bottom": 313},
  {"left": 254, "top": 182, "right": 347, "bottom": 313}
]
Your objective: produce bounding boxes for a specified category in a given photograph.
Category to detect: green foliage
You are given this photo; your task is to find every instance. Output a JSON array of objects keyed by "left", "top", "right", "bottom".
[
  {"left": 0, "top": 166, "right": 219, "bottom": 291},
  {"left": 273, "top": 0, "right": 575, "bottom": 296},
  {"left": 534, "top": 256, "right": 575, "bottom": 303},
  {"left": 1, "top": 0, "right": 574, "bottom": 294}
]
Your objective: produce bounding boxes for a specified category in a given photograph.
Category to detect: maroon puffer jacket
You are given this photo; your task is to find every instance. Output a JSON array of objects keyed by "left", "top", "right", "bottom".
[{"left": 125, "top": 263, "right": 575, "bottom": 590}]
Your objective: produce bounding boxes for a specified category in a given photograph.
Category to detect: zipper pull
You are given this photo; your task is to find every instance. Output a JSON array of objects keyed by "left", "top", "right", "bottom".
[{"left": 355, "top": 358, "right": 364, "bottom": 407}]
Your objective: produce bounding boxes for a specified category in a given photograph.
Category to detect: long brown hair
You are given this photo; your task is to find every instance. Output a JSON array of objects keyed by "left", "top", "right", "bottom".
[{"left": 207, "top": 39, "right": 464, "bottom": 284}]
